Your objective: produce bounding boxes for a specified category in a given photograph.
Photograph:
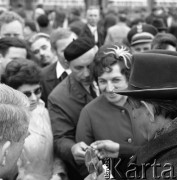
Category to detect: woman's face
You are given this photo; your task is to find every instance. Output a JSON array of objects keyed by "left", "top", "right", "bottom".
[
  {"left": 98, "top": 63, "right": 128, "bottom": 106},
  {"left": 18, "top": 84, "right": 41, "bottom": 111}
]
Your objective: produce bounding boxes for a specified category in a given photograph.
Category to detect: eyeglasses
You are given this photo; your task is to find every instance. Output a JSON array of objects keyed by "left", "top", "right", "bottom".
[{"left": 22, "top": 87, "right": 42, "bottom": 98}]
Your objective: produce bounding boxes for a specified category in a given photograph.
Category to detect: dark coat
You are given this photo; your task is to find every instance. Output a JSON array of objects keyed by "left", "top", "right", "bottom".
[
  {"left": 80, "top": 24, "right": 105, "bottom": 47},
  {"left": 48, "top": 74, "right": 94, "bottom": 180},
  {"left": 40, "top": 62, "right": 61, "bottom": 107},
  {"left": 127, "top": 128, "right": 177, "bottom": 180}
]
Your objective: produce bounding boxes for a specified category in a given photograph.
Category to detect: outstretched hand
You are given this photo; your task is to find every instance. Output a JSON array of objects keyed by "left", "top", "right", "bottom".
[{"left": 90, "top": 140, "right": 120, "bottom": 159}]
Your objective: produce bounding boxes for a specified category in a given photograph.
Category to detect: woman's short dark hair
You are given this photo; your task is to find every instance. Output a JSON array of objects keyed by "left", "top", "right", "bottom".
[
  {"left": 91, "top": 44, "right": 132, "bottom": 82},
  {"left": 1, "top": 59, "right": 41, "bottom": 89}
]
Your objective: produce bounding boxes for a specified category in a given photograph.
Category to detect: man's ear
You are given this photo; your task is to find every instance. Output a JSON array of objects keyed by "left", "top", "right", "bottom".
[{"left": 141, "top": 101, "right": 155, "bottom": 122}]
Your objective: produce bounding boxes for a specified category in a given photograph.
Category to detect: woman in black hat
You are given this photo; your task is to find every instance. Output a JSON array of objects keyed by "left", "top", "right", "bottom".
[{"left": 90, "top": 50, "right": 177, "bottom": 179}]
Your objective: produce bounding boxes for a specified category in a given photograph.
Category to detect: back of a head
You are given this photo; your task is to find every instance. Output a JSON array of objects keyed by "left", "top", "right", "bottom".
[
  {"left": 119, "top": 13, "right": 127, "bottom": 22},
  {"left": 104, "top": 13, "right": 117, "bottom": 31},
  {"left": 151, "top": 33, "right": 177, "bottom": 50},
  {"left": 2, "top": 59, "right": 41, "bottom": 90},
  {"left": 0, "top": 83, "right": 30, "bottom": 143},
  {"left": 151, "top": 18, "right": 167, "bottom": 32},
  {"left": 37, "top": 14, "right": 49, "bottom": 28}
]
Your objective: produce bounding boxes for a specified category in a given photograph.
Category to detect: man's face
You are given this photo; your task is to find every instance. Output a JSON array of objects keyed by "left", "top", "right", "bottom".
[
  {"left": 31, "top": 37, "right": 55, "bottom": 67},
  {"left": 131, "top": 42, "right": 151, "bottom": 53},
  {"left": 69, "top": 47, "right": 96, "bottom": 87},
  {"left": 86, "top": 9, "right": 100, "bottom": 27},
  {"left": 1, "top": 47, "right": 27, "bottom": 70},
  {"left": 55, "top": 33, "right": 77, "bottom": 69},
  {"left": 0, "top": 20, "right": 24, "bottom": 39},
  {"left": 98, "top": 63, "right": 128, "bottom": 105}
]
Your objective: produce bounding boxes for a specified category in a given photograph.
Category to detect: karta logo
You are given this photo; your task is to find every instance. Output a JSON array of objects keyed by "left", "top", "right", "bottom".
[{"left": 104, "top": 158, "right": 176, "bottom": 179}]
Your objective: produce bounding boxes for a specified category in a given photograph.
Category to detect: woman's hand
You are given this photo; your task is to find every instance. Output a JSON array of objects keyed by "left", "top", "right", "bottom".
[{"left": 90, "top": 140, "right": 120, "bottom": 159}]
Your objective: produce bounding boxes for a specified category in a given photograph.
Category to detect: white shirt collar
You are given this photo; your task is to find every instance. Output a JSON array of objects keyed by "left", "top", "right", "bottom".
[
  {"left": 87, "top": 24, "right": 97, "bottom": 33},
  {"left": 56, "top": 61, "right": 71, "bottom": 79}
]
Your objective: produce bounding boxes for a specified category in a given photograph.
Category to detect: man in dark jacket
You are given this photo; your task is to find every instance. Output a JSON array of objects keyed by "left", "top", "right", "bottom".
[
  {"left": 80, "top": 6, "right": 104, "bottom": 47},
  {"left": 40, "top": 29, "right": 77, "bottom": 106},
  {"left": 48, "top": 36, "right": 98, "bottom": 180}
]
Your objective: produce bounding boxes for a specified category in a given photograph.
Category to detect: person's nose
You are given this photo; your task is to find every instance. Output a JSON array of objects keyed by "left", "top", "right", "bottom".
[
  {"left": 29, "top": 93, "right": 37, "bottom": 101},
  {"left": 40, "top": 49, "right": 45, "bottom": 56},
  {"left": 83, "top": 67, "right": 90, "bottom": 78},
  {"left": 106, "top": 81, "right": 114, "bottom": 92}
]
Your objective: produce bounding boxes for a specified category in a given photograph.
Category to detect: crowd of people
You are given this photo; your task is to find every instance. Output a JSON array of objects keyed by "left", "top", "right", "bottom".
[{"left": 0, "top": 3, "right": 177, "bottom": 180}]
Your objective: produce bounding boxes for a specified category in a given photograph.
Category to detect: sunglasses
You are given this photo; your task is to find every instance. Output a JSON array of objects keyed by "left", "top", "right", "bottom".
[{"left": 22, "top": 87, "right": 42, "bottom": 98}]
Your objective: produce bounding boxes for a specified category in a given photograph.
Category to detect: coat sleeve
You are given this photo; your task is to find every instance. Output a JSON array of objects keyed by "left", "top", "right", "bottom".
[
  {"left": 119, "top": 143, "right": 140, "bottom": 157},
  {"left": 76, "top": 107, "right": 94, "bottom": 145},
  {"left": 48, "top": 95, "right": 76, "bottom": 163}
]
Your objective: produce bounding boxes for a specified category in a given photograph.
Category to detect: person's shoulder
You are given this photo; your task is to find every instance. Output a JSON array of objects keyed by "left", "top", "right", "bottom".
[
  {"left": 48, "top": 77, "right": 68, "bottom": 99},
  {"left": 83, "top": 95, "right": 105, "bottom": 111}
]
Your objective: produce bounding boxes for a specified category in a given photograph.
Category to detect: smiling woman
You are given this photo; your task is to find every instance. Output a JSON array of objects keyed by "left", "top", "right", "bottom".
[{"left": 1, "top": 59, "right": 54, "bottom": 179}]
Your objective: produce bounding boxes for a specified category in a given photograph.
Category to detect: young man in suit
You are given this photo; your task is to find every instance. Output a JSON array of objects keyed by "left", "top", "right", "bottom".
[
  {"left": 40, "top": 29, "right": 77, "bottom": 106},
  {"left": 80, "top": 6, "right": 104, "bottom": 47}
]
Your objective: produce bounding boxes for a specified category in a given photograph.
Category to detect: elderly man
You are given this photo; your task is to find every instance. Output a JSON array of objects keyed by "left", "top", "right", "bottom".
[
  {"left": 40, "top": 28, "right": 77, "bottom": 106},
  {"left": 127, "top": 23, "right": 158, "bottom": 53},
  {"left": 0, "top": 11, "right": 24, "bottom": 39},
  {"left": 30, "top": 33, "right": 57, "bottom": 67},
  {"left": 0, "top": 84, "right": 30, "bottom": 180},
  {"left": 48, "top": 36, "right": 98, "bottom": 180}
]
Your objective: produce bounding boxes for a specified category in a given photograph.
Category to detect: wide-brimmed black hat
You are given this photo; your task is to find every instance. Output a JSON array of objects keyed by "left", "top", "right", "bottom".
[{"left": 115, "top": 50, "right": 177, "bottom": 99}]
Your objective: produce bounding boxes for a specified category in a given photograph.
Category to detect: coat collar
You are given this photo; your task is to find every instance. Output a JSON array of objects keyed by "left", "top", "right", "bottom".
[
  {"left": 43, "top": 62, "right": 57, "bottom": 81},
  {"left": 68, "top": 74, "right": 93, "bottom": 102},
  {"left": 135, "top": 126, "right": 177, "bottom": 165}
]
